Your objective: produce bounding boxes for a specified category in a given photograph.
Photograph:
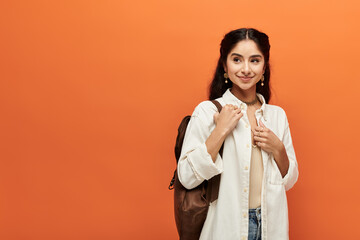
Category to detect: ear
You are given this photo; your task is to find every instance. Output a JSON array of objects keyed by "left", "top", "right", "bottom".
[{"left": 223, "top": 62, "right": 227, "bottom": 72}]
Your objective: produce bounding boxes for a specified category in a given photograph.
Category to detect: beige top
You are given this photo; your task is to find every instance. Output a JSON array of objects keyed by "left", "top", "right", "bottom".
[{"left": 249, "top": 145, "right": 264, "bottom": 209}]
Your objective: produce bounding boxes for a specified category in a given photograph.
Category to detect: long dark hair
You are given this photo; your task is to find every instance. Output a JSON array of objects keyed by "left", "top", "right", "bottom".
[{"left": 209, "top": 28, "right": 271, "bottom": 102}]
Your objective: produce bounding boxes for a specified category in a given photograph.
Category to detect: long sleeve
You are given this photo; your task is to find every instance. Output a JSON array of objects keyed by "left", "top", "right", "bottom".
[
  {"left": 177, "top": 103, "right": 224, "bottom": 190},
  {"left": 281, "top": 117, "right": 299, "bottom": 191}
]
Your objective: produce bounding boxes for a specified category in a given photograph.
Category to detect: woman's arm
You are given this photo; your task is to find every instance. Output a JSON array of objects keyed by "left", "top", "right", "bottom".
[
  {"left": 177, "top": 102, "right": 243, "bottom": 189},
  {"left": 205, "top": 104, "right": 243, "bottom": 162},
  {"left": 272, "top": 143, "right": 290, "bottom": 178},
  {"left": 253, "top": 119, "right": 289, "bottom": 174},
  {"left": 253, "top": 117, "right": 299, "bottom": 191}
]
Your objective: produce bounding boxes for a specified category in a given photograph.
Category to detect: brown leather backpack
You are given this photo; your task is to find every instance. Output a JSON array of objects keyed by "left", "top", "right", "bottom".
[{"left": 169, "top": 100, "right": 223, "bottom": 240}]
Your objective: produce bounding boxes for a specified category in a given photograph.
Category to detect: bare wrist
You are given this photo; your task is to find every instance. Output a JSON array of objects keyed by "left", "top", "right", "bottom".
[{"left": 213, "top": 126, "right": 228, "bottom": 139}]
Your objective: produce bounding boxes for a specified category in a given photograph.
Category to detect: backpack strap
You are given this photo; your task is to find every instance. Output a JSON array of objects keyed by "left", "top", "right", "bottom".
[{"left": 211, "top": 99, "right": 222, "bottom": 113}]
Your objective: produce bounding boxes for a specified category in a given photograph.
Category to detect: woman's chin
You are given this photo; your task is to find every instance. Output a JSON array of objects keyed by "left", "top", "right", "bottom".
[{"left": 232, "top": 82, "right": 257, "bottom": 92}]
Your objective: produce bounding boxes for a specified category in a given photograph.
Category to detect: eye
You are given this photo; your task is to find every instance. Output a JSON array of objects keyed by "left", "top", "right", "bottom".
[
  {"left": 233, "top": 57, "right": 241, "bottom": 63},
  {"left": 251, "top": 59, "right": 260, "bottom": 63}
]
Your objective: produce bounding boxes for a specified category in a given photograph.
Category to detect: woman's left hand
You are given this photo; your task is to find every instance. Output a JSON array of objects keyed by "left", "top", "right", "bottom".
[{"left": 252, "top": 120, "right": 284, "bottom": 155}]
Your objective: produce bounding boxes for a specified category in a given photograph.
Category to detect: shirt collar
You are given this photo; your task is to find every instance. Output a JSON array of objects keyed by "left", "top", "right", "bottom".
[{"left": 222, "top": 88, "right": 267, "bottom": 120}]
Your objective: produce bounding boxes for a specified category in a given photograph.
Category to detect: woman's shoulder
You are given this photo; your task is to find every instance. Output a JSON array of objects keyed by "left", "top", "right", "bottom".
[{"left": 192, "top": 100, "right": 219, "bottom": 117}]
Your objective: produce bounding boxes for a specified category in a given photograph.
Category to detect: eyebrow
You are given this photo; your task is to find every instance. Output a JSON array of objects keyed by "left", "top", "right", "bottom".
[{"left": 230, "top": 53, "right": 263, "bottom": 58}]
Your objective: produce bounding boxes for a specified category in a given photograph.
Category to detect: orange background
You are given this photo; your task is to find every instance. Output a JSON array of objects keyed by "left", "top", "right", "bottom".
[{"left": 1, "top": 0, "right": 359, "bottom": 239}]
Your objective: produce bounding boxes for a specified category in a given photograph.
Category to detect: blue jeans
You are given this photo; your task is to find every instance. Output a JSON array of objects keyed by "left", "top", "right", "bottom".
[{"left": 248, "top": 207, "right": 261, "bottom": 240}]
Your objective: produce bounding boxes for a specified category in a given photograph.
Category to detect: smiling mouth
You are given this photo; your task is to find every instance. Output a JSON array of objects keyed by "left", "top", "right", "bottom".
[{"left": 238, "top": 76, "right": 253, "bottom": 81}]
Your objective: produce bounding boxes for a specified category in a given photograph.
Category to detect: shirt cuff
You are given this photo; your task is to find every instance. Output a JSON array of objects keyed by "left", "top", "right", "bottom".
[
  {"left": 282, "top": 158, "right": 298, "bottom": 191},
  {"left": 187, "top": 142, "right": 224, "bottom": 181}
]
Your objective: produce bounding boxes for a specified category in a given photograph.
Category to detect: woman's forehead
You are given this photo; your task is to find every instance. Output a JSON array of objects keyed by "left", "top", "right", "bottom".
[{"left": 230, "top": 40, "right": 263, "bottom": 56}]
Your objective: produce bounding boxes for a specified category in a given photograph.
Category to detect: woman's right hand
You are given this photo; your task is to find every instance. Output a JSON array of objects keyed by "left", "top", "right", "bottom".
[
  {"left": 205, "top": 104, "right": 243, "bottom": 162},
  {"left": 213, "top": 104, "right": 243, "bottom": 136}
]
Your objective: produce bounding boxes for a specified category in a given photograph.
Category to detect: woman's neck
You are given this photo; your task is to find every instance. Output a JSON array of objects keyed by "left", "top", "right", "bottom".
[{"left": 230, "top": 86, "right": 257, "bottom": 103}]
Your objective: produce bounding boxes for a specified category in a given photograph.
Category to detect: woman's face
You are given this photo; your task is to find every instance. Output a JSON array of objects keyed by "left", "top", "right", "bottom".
[{"left": 224, "top": 39, "right": 266, "bottom": 92}]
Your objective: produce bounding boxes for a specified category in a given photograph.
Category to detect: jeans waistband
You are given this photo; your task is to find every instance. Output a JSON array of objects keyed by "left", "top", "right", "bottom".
[{"left": 249, "top": 207, "right": 261, "bottom": 220}]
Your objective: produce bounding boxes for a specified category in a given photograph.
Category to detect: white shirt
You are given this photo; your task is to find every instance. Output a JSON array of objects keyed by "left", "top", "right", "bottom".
[{"left": 177, "top": 89, "right": 299, "bottom": 240}]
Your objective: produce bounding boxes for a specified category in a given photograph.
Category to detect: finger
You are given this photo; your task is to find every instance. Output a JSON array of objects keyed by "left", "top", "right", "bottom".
[
  {"left": 256, "top": 140, "right": 268, "bottom": 148},
  {"left": 253, "top": 135, "right": 266, "bottom": 141},
  {"left": 235, "top": 108, "right": 242, "bottom": 114},
  {"left": 254, "top": 126, "right": 266, "bottom": 132},
  {"left": 252, "top": 129, "right": 261, "bottom": 135},
  {"left": 225, "top": 104, "right": 236, "bottom": 111},
  {"left": 259, "top": 121, "right": 268, "bottom": 132},
  {"left": 256, "top": 130, "right": 268, "bottom": 138},
  {"left": 224, "top": 104, "right": 232, "bottom": 110},
  {"left": 236, "top": 112, "right": 243, "bottom": 119},
  {"left": 254, "top": 132, "right": 268, "bottom": 142}
]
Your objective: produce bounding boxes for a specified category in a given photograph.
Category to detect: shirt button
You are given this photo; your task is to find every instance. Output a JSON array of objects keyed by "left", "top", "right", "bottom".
[
  {"left": 243, "top": 212, "right": 247, "bottom": 218},
  {"left": 244, "top": 166, "right": 249, "bottom": 170},
  {"left": 244, "top": 188, "right": 247, "bottom": 193},
  {"left": 246, "top": 144, "right": 250, "bottom": 148},
  {"left": 242, "top": 237, "right": 247, "bottom": 240},
  {"left": 241, "top": 104, "right": 245, "bottom": 110},
  {"left": 245, "top": 124, "right": 249, "bottom": 128}
]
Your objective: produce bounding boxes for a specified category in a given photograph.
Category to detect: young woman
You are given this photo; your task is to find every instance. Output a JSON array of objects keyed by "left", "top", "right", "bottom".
[{"left": 177, "top": 28, "right": 299, "bottom": 240}]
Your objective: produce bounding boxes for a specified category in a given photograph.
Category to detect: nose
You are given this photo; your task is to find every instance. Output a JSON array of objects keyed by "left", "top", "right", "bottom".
[{"left": 241, "top": 61, "right": 251, "bottom": 75}]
